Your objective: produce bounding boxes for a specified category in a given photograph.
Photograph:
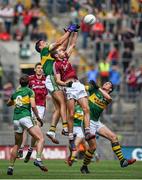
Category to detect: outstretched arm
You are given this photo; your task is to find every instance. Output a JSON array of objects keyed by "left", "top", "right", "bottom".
[
  {"left": 99, "top": 88, "right": 112, "bottom": 102},
  {"left": 49, "top": 31, "right": 71, "bottom": 51},
  {"left": 66, "top": 32, "right": 78, "bottom": 57},
  {"left": 58, "top": 32, "right": 71, "bottom": 51}
]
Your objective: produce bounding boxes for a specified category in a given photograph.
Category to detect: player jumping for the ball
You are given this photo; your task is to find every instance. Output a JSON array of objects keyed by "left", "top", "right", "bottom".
[
  {"left": 80, "top": 81, "right": 136, "bottom": 174},
  {"left": 51, "top": 31, "right": 95, "bottom": 150},
  {"left": 35, "top": 25, "right": 80, "bottom": 144}
]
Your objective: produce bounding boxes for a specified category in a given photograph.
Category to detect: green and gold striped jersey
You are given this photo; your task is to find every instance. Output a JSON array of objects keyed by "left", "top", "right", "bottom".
[
  {"left": 87, "top": 86, "right": 110, "bottom": 122},
  {"left": 40, "top": 47, "right": 55, "bottom": 76},
  {"left": 11, "top": 87, "right": 35, "bottom": 120},
  {"left": 74, "top": 105, "right": 84, "bottom": 127}
]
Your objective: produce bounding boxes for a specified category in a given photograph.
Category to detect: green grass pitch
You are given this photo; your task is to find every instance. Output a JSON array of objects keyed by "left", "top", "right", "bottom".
[{"left": 0, "top": 160, "right": 142, "bottom": 179}]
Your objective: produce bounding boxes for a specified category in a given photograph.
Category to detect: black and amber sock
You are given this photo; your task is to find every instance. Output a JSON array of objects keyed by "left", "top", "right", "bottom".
[
  {"left": 62, "top": 121, "right": 68, "bottom": 131},
  {"left": 49, "top": 125, "right": 56, "bottom": 133},
  {"left": 83, "top": 150, "right": 94, "bottom": 166},
  {"left": 112, "top": 142, "right": 125, "bottom": 162}
]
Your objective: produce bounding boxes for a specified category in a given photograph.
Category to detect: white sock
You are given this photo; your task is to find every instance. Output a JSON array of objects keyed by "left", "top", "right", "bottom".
[
  {"left": 36, "top": 158, "right": 41, "bottom": 161},
  {"left": 69, "top": 133, "right": 74, "bottom": 140},
  {"left": 9, "top": 166, "right": 14, "bottom": 169}
]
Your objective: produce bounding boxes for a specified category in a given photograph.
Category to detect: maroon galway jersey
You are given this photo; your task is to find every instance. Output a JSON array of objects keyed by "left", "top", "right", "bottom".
[
  {"left": 53, "top": 58, "right": 77, "bottom": 82},
  {"left": 29, "top": 75, "right": 47, "bottom": 106}
]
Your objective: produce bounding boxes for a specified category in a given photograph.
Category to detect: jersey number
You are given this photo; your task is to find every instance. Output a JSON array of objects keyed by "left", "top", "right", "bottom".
[{"left": 15, "top": 96, "right": 23, "bottom": 107}]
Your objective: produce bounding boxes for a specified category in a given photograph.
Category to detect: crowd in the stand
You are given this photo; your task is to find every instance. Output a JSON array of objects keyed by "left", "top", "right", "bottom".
[
  {"left": 0, "top": 0, "right": 47, "bottom": 41},
  {"left": 66, "top": 0, "right": 142, "bottom": 93}
]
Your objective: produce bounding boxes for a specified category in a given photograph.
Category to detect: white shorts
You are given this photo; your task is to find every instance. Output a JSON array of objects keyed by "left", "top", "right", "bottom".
[
  {"left": 65, "top": 81, "right": 87, "bottom": 100},
  {"left": 73, "top": 126, "right": 84, "bottom": 138},
  {"left": 31, "top": 105, "right": 45, "bottom": 120},
  {"left": 90, "top": 120, "right": 105, "bottom": 135},
  {"left": 45, "top": 75, "right": 60, "bottom": 94},
  {"left": 13, "top": 116, "right": 34, "bottom": 133}
]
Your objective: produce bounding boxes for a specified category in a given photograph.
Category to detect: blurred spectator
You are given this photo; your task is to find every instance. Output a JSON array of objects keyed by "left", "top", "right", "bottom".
[
  {"left": 30, "top": 27, "right": 39, "bottom": 41},
  {"left": 87, "top": 64, "right": 99, "bottom": 82},
  {"left": 30, "top": 27, "right": 47, "bottom": 41},
  {"left": 122, "top": 47, "right": 133, "bottom": 73},
  {"left": 31, "top": 4, "right": 40, "bottom": 29},
  {"left": 14, "top": 1, "right": 24, "bottom": 25},
  {"left": 69, "top": 6, "right": 79, "bottom": 24},
  {"left": 67, "top": 0, "right": 81, "bottom": 11},
  {"left": 136, "top": 67, "right": 142, "bottom": 92},
  {"left": 107, "top": 43, "right": 120, "bottom": 65},
  {"left": 0, "top": 3, "right": 14, "bottom": 34},
  {"left": 126, "top": 66, "right": 137, "bottom": 95},
  {"left": 80, "top": 20, "right": 91, "bottom": 49},
  {"left": 102, "top": 30, "right": 113, "bottom": 58},
  {"left": 13, "top": 15, "right": 24, "bottom": 41},
  {"left": 99, "top": 59, "right": 110, "bottom": 85},
  {"left": 23, "top": 9, "right": 32, "bottom": 36},
  {"left": 122, "top": 29, "right": 135, "bottom": 51},
  {"left": 0, "top": 61, "right": 3, "bottom": 90},
  {"left": 109, "top": 65, "right": 121, "bottom": 92},
  {"left": 32, "top": 0, "right": 40, "bottom": 7},
  {"left": 137, "top": 12, "right": 142, "bottom": 42},
  {"left": 2, "top": 82, "right": 13, "bottom": 124},
  {"left": 15, "top": 1, "right": 24, "bottom": 14},
  {"left": 94, "top": 36, "right": 102, "bottom": 62},
  {"left": 91, "top": 20, "right": 105, "bottom": 39}
]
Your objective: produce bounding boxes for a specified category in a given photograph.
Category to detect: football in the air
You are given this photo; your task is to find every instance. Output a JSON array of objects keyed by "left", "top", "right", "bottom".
[{"left": 83, "top": 14, "right": 96, "bottom": 25}]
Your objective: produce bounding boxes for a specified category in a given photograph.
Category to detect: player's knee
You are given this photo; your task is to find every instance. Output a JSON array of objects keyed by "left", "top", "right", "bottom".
[
  {"left": 39, "top": 136, "right": 45, "bottom": 144},
  {"left": 82, "top": 106, "right": 89, "bottom": 114},
  {"left": 54, "top": 109, "right": 60, "bottom": 115},
  {"left": 69, "top": 111, "right": 74, "bottom": 120}
]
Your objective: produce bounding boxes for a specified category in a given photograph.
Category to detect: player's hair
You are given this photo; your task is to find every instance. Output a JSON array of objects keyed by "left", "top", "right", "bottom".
[
  {"left": 19, "top": 74, "right": 29, "bottom": 87},
  {"left": 50, "top": 50, "right": 58, "bottom": 59},
  {"left": 108, "top": 81, "right": 114, "bottom": 93},
  {"left": 35, "top": 39, "right": 42, "bottom": 53},
  {"left": 35, "top": 62, "right": 41, "bottom": 68}
]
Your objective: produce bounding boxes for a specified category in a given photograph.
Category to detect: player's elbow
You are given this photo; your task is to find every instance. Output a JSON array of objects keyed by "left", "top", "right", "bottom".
[
  {"left": 55, "top": 41, "right": 62, "bottom": 48},
  {"left": 31, "top": 105, "right": 36, "bottom": 110},
  {"left": 56, "top": 79, "right": 60, "bottom": 85}
]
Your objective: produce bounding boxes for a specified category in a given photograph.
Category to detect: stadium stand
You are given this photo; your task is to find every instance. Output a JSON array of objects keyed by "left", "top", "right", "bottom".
[{"left": 0, "top": 0, "right": 142, "bottom": 161}]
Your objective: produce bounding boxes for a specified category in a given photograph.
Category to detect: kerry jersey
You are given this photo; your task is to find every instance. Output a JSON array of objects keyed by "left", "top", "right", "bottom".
[
  {"left": 87, "top": 86, "right": 110, "bottom": 121},
  {"left": 11, "top": 87, "right": 34, "bottom": 120},
  {"left": 40, "top": 47, "right": 55, "bottom": 76}
]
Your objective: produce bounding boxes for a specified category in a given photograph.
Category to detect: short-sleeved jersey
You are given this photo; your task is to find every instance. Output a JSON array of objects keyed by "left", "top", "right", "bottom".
[
  {"left": 53, "top": 58, "right": 78, "bottom": 82},
  {"left": 74, "top": 105, "right": 84, "bottom": 127},
  {"left": 11, "top": 87, "right": 34, "bottom": 120},
  {"left": 87, "top": 86, "right": 110, "bottom": 121},
  {"left": 29, "top": 75, "right": 47, "bottom": 106},
  {"left": 40, "top": 47, "right": 55, "bottom": 76}
]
